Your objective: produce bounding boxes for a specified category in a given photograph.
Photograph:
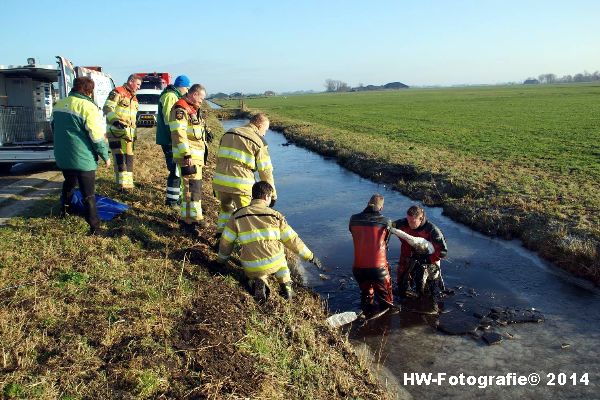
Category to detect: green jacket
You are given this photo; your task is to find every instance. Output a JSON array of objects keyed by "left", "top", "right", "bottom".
[
  {"left": 52, "top": 92, "right": 109, "bottom": 171},
  {"left": 156, "top": 85, "right": 183, "bottom": 145}
]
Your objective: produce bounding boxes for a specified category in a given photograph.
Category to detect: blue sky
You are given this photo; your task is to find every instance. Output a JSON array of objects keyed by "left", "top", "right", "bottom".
[{"left": 2, "top": 0, "right": 599, "bottom": 93}]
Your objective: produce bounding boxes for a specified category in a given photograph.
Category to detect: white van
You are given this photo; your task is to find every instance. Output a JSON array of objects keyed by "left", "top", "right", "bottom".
[
  {"left": 0, "top": 56, "right": 114, "bottom": 172},
  {"left": 136, "top": 88, "right": 161, "bottom": 127}
]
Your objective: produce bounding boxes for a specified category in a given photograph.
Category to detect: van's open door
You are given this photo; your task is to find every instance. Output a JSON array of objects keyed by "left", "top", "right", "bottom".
[
  {"left": 56, "top": 56, "right": 76, "bottom": 99},
  {"left": 75, "top": 66, "right": 116, "bottom": 108}
]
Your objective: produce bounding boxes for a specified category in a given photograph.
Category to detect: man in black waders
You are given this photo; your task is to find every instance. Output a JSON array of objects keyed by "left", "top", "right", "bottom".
[
  {"left": 349, "top": 194, "right": 398, "bottom": 316},
  {"left": 392, "top": 205, "right": 448, "bottom": 299}
]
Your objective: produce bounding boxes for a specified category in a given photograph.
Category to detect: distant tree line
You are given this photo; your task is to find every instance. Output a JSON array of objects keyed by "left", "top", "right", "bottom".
[
  {"left": 524, "top": 70, "right": 600, "bottom": 84},
  {"left": 324, "top": 79, "right": 409, "bottom": 92},
  {"left": 209, "top": 90, "right": 281, "bottom": 99},
  {"left": 324, "top": 79, "right": 351, "bottom": 92}
]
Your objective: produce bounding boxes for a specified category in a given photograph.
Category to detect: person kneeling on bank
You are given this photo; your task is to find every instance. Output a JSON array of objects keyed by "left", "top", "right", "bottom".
[{"left": 217, "top": 181, "right": 322, "bottom": 302}]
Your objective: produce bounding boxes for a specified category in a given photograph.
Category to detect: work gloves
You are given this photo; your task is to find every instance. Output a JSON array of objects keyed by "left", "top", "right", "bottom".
[
  {"left": 269, "top": 198, "right": 277, "bottom": 208},
  {"left": 413, "top": 252, "right": 432, "bottom": 265},
  {"left": 414, "top": 242, "right": 431, "bottom": 254},
  {"left": 205, "top": 129, "right": 214, "bottom": 143},
  {"left": 310, "top": 255, "right": 323, "bottom": 270}
]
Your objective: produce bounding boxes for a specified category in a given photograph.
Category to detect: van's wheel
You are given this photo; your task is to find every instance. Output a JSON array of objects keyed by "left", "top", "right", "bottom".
[{"left": 0, "top": 163, "right": 13, "bottom": 174}]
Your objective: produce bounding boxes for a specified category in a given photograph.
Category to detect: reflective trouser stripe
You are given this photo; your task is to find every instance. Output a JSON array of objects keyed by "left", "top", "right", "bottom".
[
  {"left": 214, "top": 191, "right": 252, "bottom": 233},
  {"left": 166, "top": 186, "right": 180, "bottom": 201},
  {"left": 243, "top": 253, "right": 291, "bottom": 284},
  {"left": 181, "top": 200, "right": 202, "bottom": 220},
  {"left": 110, "top": 138, "right": 134, "bottom": 189},
  {"left": 119, "top": 172, "right": 134, "bottom": 188},
  {"left": 244, "top": 266, "right": 291, "bottom": 284},
  {"left": 242, "top": 251, "right": 286, "bottom": 273},
  {"left": 179, "top": 164, "right": 203, "bottom": 224},
  {"left": 115, "top": 171, "right": 134, "bottom": 188},
  {"left": 217, "top": 211, "right": 232, "bottom": 231},
  {"left": 274, "top": 266, "right": 291, "bottom": 283},
  {"left": 162, "top": 144, "right": 180, "bottom": 203}
]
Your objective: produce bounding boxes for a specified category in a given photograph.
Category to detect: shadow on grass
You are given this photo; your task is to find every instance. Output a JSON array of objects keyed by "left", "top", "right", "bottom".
[{"left": 170, "top": 246, "right": 248, "bottom": 286}]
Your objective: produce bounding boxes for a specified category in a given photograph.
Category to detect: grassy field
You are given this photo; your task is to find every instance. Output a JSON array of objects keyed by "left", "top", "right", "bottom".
[
  {"left": 0, "top": 113, "right": 389, "bottom": 399},
  {"left": 217, "top": 84, "right": 600, "bottom": 282}
]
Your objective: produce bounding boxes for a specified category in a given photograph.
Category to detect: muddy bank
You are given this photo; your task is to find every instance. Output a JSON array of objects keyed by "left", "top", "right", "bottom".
[
  {"left": 0, "top": 110, "right": 390, "bottom": 399},
  {"left": 214, "top": 107, "right": 598, "bottom": 285}
]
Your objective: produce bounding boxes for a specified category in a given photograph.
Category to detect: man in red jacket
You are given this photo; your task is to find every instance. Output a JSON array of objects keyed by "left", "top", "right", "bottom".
[
  {"left": 349, "top": 194, "right": 396, "bottom": 314},
  {"left": 393, "top": 205, "right": 448, "bottom": 294}
]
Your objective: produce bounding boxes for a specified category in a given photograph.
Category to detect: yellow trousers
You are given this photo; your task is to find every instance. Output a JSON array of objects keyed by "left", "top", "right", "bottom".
[{"left": 215, "top": 191, "right": 251, "bottom": 233}]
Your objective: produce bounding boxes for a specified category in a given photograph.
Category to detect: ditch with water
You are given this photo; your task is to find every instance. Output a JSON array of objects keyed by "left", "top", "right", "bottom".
[{"left": 221, "top": 119, "right": 599, "bottom": 399}]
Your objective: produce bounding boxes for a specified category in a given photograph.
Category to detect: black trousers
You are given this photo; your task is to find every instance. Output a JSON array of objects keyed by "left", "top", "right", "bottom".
[
  {"left": 162, "top": 144, "right": 181, "bottom": 204},
  {"left": 353, "top": 267, "right": 394, "bottom": 310},
  {"left": 61, "top": 169, "right": 99, "bottom": 229}
]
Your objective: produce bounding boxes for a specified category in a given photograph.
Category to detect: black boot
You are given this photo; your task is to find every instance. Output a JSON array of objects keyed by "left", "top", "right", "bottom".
[
  {"left": 212, "top": 232, "right": 222, "bottom": 251},
  {"left": 280, "top": 282, "right": 294, "bottom": 300},
  {"left": 253, "top": 279, "right": 269, "bottom": 303},
  {"left": 59, "top": 189, "right": 74, "bottom": 218},
  {"left": 59, "top": 203, "right": 72, "bottom": 218},
  {"left": 165, "top": 200, "right": 179, "bottom": 208},
  {"left": 180, "top": 221, "right": 201, "bottom": 238},
  {"left": 360, "top": 296, "right": 378, "bottom": 317},
  {"left": 83, "top": 195, "right": 101, "bottom": 235},
  {"left": 88, "top": 226, "right": 106, "bottom": 236}
]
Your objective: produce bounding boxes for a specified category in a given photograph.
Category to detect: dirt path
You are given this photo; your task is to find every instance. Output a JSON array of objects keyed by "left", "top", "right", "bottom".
[{"left": 0, "top": 170, "right": 62, "bottom": 224}]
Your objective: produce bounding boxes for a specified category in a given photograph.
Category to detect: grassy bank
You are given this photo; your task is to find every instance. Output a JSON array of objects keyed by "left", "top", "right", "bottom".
[
  {"left": 215, "top": 84, "right": 600, "bottom": 283},
  {"left": 0, "top": 111, "right": 389, "bottom": 399}
]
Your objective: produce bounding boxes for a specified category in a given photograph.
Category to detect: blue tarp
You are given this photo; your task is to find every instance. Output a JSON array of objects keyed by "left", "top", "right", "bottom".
[{"left": 69, "top": 189, "right": 129, "bottom": 221}]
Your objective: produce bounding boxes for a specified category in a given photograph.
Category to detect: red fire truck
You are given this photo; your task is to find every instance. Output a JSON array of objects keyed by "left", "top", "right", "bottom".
[{"left": 135, "top": 72, "right": 171, "bottom": 90}]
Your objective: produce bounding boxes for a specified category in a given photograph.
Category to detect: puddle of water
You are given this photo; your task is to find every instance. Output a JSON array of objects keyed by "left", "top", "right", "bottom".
[{"left": 220, "top": 120, "right": 600, "bottom": 398}]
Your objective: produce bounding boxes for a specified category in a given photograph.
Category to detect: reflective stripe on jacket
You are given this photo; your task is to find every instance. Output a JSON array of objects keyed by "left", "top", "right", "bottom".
[
  {"left": 103, "top": 86, "right": 138, "bottom": 140},
  {"left": 169, "top": 98, "right": 207, "bottom": 162},
  {"left": 212, "top": 124, "right": 276, "bottom": 198},
  {"left": 156, "top": 86, "right": 182, "bottom": 145},
  {"left": 349, "top": 206, "right": 391, "bottom": 269},
  {"left": 218, "top": 199, "right": 312, "bottom": 277},
  {"left": 52, "top": 92, "right": 109, "bottom": 171}
]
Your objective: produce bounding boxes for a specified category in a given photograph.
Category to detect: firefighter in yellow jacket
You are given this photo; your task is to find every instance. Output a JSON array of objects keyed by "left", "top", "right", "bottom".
[
  {"left": 212, "top": 113, "right": 276, "bottom": 239},
  {"left": 217, "top": 181, "right": 322, "bottom": 302},
  {"left": 169, "top": 84, "right": 209, "bottom": 236},
  {"left": 103, "top": 74, "right": 141, "bottom": 191}
]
